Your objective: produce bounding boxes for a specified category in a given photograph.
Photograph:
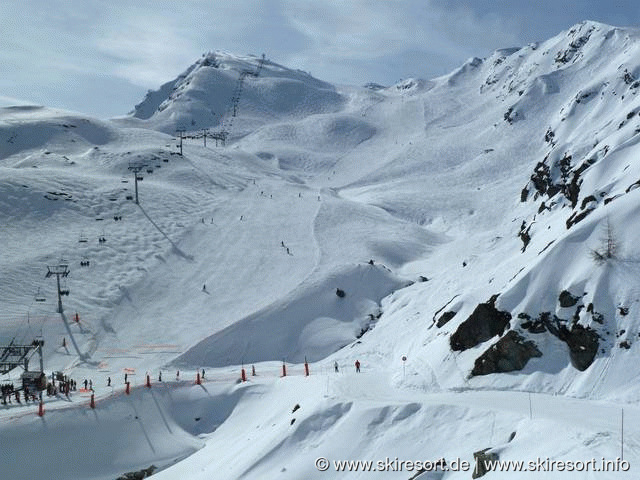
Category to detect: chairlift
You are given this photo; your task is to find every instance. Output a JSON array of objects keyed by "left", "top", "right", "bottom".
[
  {"left": 146, "top": 168, "right": 153, "bottom": 173},
  {"left": 60, "top": 279, "right": 70, "bottom": 296},
  {"left": 34, "top": 288, "right": 46, "bottom": 302},
  {"left": 80, "top": 256, "right": 90, "bottom": 267},
  {"left": 78, "top": 232, "right": 88, "bottom": 243}
]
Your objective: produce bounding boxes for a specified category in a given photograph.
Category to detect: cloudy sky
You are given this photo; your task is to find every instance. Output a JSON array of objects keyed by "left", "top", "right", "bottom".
[{"left": 2, "top": 1, "right": 639, "bottom": 118}]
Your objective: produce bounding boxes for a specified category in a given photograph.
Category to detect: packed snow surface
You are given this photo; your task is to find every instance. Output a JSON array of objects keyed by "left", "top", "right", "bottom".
[{"left": 2, "top": 21, "right": 640, "bottom": 479}]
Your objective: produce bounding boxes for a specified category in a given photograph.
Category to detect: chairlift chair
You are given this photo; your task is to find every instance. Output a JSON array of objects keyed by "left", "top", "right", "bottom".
[
  {"left": 78, "top": 232, "right": 88, "bottom": 243},
  {"left": 60, "top": 279, "right": 70, "bottom": 296},
  {"left": 34, "top": 288, "right": 46, "bottom": 302}
]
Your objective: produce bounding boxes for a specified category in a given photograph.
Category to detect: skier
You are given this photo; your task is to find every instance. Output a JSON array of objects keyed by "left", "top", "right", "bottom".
[
  {"left": 107, "top": 377, "right": 111, "bottom": 387},
  {"left": 355, "top": 360, "right": 361, "bottom": 373},
  {"left": 83, "top": 379, "right": 88, "bottom": 390},
  {"left": 202, "top": 368, "right": 205, "bottom": 379},
  {"left": 124, "top": 373, "right": 128, "bottom": 383},
  {"left": 176, "top": 370, "right": 180, "bottom": 381},
  {"left": 158, "top": 371, "right": 162, "bottom": 382},
  {"left": 202, "top": 284, "right": 207, "bottom": 292},
  {"left": 89, "top": 379, "right": 93, "bottom": 391},
  {"left": 334, "top": 361, "right": 339, "bottom": 373}
]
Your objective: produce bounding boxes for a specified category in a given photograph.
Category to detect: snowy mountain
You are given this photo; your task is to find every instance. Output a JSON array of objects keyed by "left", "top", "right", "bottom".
[{"left": 2, "top": 20, "right": 640, "bottom": 479}]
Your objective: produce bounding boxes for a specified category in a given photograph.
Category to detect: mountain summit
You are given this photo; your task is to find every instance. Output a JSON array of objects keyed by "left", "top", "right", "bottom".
[{"left": 124, "top": 51, "right": 343, "bottom": 135}]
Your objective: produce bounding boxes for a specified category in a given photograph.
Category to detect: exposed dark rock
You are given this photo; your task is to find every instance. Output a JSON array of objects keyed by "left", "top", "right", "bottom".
[
  {"left": 566, "top": 208, "right": 594, "bottom": 229},
  {"left": 559, "top": 290, "right": 580, "bottom": 308},
  {"left": 336, "top": 288, "right": 345, "bottom": 298},
  {"left": 625, "top": 178, "right": 640, "bottom": 193},
  {"left": 471, "top": 330, "right": 542, "bottom": 376},
  {"left": 436, "top": 311, "right": 457, "bottom": 328},
  {"left": 504, "top": 106, "right": 518, "bottom": 124},
  {"left": 521, "top": 318, "right": 546, "bottom": 334},
  {"left": 520, "top": 186, "right": 529, "bottom": 202},
  {"left": 557, "top": 324, "right": 599, "bottom": 371},
  {"left": 624, "top": 69, "right": 636, "bottom": 85},
  {"left": 527, "top": 312, "right": 599, "bottom": 370},
  {"left": 473, "top": 449, "right": 499, "bottom": 478},
  {"left": 620, "top": 340, "right": 631, "bottom": 349},
  {"left": 431, "top": 295, "right": 460, "bottom": 328},
  {"left": 565, "top": 171, "right": 582, "bottom": 209},
  {"left": 619, "top": 306, "right": 629, "bottom": 316},
  {"left": 450, "top": 295, "right": 511, "bottom": 351},
  {"left": 580, "top": 195, "right": 597, "bottom": 210},
  {"left": 572, "top": 304, "right": 584, "bottom": 323},
  {"left": 544, "top": 128, "right": 555, "bottom": 143},
  {"left": 116, "top": 465, "right": 156, "bottom": 480},
  {"left": 518, "top": 221, "right": 532, "bottom": 252},
  {"left": 530, "top": 161, "right": 552, "bottom": 196}
]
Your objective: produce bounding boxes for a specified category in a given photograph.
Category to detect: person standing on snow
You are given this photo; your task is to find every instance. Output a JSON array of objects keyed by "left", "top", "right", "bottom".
[
  {"left": 334, "top": 361, "right": 339, "bottom": 373},
  {"left": 355, "top": 360, "right": 361, "bottom": 373}
]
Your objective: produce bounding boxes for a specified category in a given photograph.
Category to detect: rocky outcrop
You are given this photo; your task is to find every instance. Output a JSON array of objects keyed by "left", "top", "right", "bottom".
[
  {"left": 541, "top": 316, "right": 599, "bottom": 370},
  {"left": 558, "top": 290, "right": 580, "bottom": 307},
  {"left": 116, "top": 465, "right": 156, "bottom": 480},
  {"left": 436, "top": 311, "right": 457, "bottom": 328},
  {"left": 471, "top": 331, "right": 542, "bottom": 376},
  {"left": 450, "top": 295, "right": 511, "bottom": 351}
]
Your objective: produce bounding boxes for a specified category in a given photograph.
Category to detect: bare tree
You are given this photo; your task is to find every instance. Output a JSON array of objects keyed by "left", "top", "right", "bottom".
[{"left": 591, "top": 216, "right": 616, "bottom": 264}]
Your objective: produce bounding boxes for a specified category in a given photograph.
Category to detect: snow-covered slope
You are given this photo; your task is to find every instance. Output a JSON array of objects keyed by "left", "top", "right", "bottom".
[
  {"left": 2, "top": 20, "right": 640, "bottom": 479},
  {"left": 119, "top": 51, "right": 344, "bottom": 137}
]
